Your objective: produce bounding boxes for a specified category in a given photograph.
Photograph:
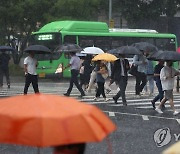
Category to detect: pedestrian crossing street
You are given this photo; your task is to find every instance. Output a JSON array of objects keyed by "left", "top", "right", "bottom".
[{"left": 0, "top": 83, "right": 180, "bottom": 112}]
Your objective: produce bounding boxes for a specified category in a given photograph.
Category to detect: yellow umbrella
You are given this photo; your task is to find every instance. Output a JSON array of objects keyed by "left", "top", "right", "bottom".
[
  {"left": 163, "top": 141, "right": 180, "bottom": 154},
  {"left": 92, "top": 53, "right": 118, "bottom": 62}
]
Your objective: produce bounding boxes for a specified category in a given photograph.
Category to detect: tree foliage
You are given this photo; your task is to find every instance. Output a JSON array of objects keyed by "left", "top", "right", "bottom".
[
  {"left": 0, "top": 0, "right": 180, "bottom": 45},
  {"left": 111, "top": 0, "right": 180, "bottom": 27},
  {"left": 0, "top": 0, "right": 103, "bottom": 45}
]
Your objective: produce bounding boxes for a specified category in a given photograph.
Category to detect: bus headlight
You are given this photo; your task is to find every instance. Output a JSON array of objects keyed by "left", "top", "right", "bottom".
[{"left": 55, "top": 64, "right": 63, "bottom": 74}]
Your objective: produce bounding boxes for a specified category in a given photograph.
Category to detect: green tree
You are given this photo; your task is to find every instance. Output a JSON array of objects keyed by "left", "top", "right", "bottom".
[
  {"left": 111, "top": 0, "right": 180, "bottom": 28},
  {"left": 0, "top": 0, "right": 104, "bottom": 45},
  {"left": 47, "top": 0, "right": 103, "bottom": 21}
]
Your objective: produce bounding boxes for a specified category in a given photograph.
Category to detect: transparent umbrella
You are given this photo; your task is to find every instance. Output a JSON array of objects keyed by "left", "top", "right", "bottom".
[{"left": 81, "top": 47, "right": 104, "bottom": 55}]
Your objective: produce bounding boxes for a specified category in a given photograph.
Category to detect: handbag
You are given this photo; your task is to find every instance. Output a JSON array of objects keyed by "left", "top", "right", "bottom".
[
  {"left": 129, "top": 64, "right": 138, "bottom": 76},
  {"left": 101, "top": 73, "right": 108, "bottom": 79}
]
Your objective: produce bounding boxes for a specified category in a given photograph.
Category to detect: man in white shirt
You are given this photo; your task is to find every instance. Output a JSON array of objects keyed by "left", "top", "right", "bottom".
[
  {"left": 155, "top": 61, "right": 179, "bottom": 116},
  {"left": 64, "top": 52, "right": 85, "bottom": 97},
  {"left": 23, "top": 51, "right": 39, "bottom": 94}
]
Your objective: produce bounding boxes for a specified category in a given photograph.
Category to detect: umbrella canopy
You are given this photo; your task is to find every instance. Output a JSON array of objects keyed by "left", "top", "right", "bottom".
[
  {"left": 92, "top": 53, "right": 118, "bottom": 62},
  {"left": 132, "top": 42, "right": 158, "bottom": 53},
  {"left": 108, "top": 46, "right": 141, "bottom": 55},
  {"left": 81, "top": 47, "right": 104, "bottom": 55},
  {"left": 0, "top": 94, "right": 116, "bottom": 147},
  {"left": 24, "top": 45, "right": 51, "bottom": 54},
  {"left": 151, "top": 50, "right": 180, "bottom": 61},
  {"left": 147, "top": 50, "right": 164, "bottom": 60},
  {"left": 54, "top": 44, "right": 82, "bottom": 53},
  {"left": 163, "top": 141, "right": 180, "bottom": 154},
  {"left": 0, "top": 46, "right": 16, "bottom": 52}
]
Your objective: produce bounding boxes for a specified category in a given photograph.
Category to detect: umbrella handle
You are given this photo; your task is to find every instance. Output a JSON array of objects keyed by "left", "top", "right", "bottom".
[
  {"left": 106, "top": 136, "right": 113, "bottom": 154},
  {"left": 37, "top": 147, "right": 41, "bottom": 154}
]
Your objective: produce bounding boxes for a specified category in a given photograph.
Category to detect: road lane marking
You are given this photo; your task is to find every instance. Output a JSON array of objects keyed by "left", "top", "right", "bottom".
[
  {"left": 104, "top": 111, "right": 179, "bottom": 121},
  {"left": 142, "top": 115, "right": 149, "bottom": 120},
  {"left": 109, "top": 112, "right": 115, "bottom": 117}
]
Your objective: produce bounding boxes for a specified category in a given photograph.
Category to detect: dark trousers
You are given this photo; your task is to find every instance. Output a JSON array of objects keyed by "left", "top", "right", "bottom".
[
  {"left": 0, "top": 68, "right": 10, "bottom": 86},
  {"left": 24, "top": 73, "right": 39, "bottom": 94},
  {"left": 152, "top": 79, "right": 164, "bottom": 103},
  {"left": 135, "top": 72, "right": 147, "bottom": 95},
  {"left": 96, "top": 82, "right": 106, "bottom": 98},
  {"left": 114, "top": 76, "right": 128, "bottom": 103},
  {"left": 66, "top": 69, "right": 85, "bottom": 95}
]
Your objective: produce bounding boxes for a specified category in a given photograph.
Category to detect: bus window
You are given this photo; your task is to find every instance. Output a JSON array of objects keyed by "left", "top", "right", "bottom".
[
  {"left": 78, "top": 36, "right": 94, "bottom": 48},
  {"left": 139, "top": 38, "right": 154, "bottom": 44},
  {"left": 155, "top": 38, "right": 176, "bottom": 51},
  {"left": 125, "top": 37, "right": 141, "bottom": 45},
  {"left": 111, "top": 37, "right": 127, "bottom": 48},
  {"left": 94, "top": 36, "right": 111, "bottom": 51},
  {"left": 35, "top": 52, "right": 62, "bottom": 61},
  {"left": 64, "top": 35, "right": 76, "bottom": 44}
]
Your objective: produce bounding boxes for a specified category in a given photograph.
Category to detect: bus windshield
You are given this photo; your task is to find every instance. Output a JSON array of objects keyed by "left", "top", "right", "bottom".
[{"left": 29, "top": 33, "right": 61, "bottom": 51}]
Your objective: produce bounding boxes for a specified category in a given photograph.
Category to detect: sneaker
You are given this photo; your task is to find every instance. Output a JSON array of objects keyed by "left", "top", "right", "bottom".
[
  {"left": 113, "top": 97, "right": 118, "bottom": 104},
  {"left": 149, "top": 93, "right": 153, "bottom": 97},
  {"left": 104, "top": 98, "right": 109, "bottom": 102},
  {"left": 78, "top": 94, "right": 85, "bottom": 98},
  {"left": 64, "top": 93, "right": 70, "bottom": 97},
  {"left": 173, "top": 111, "right": 179, "bottom": 116},
  {"left": 151, "top": 101, "right": 155, "bottom": 109},
  {"left": 155, "top": 108, "right": 163, "bottom": 114},
  {"left": 93, "top": 97, "right": 99, "bottom": 101},
  {"left": 123, "top": 102, "right": 127, "bottom": 106},
  {"left": 136, "top": 94, "right": 141, "bottom": 98}
]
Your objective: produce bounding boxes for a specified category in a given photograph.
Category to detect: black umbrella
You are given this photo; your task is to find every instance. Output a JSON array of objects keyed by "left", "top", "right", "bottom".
[
  {"left": 54, "top": 44, "right": 82, "bottom": 53},
  {"left": 147, "top": 50, "right": 164, "bottom": 60},
  {"left": 114, "top": 46, "right": 141, "bottom": 55},
  {"left": 151, "top": 50, "right": 180, "bottom": 61},
  {"left": 108, "top": 49, "right": 118, "bottom": 55},
  {"left": 132, "top": 42, "right": 158, "bottom": 53},
  {"left": 24, "top": 45, "right": 51, "bottom": 54},
  {"left": 0, "top": 46, "right": 16, "bottom": 52}
]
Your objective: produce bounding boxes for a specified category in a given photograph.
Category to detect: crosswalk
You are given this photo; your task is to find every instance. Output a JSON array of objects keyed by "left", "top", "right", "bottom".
[{"left": 0, "top": 83, "right": 180, "bottom": 112}]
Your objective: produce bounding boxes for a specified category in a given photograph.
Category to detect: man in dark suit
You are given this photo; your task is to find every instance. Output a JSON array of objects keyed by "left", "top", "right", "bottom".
[{"left": 111, "top": 54, "right": 130, "bottom": 106}]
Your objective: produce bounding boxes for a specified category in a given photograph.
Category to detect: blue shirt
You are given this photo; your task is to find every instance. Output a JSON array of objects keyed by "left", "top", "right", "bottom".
[{"left": 70, "top": 55, "right": 81, "bottom": 70}]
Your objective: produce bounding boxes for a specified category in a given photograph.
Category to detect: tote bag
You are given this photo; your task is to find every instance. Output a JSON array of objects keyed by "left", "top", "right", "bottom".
[{"left": 129, "top": 64, "right": 138, "bottom": 76}]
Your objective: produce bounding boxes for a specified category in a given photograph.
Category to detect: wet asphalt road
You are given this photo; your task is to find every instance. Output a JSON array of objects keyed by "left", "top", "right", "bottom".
[{"left": 0, "top": 76, "right": 179, "bottom": 154}]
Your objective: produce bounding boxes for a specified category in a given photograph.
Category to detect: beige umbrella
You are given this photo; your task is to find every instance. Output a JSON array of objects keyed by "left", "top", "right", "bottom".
[{"left": 92, "top": 53, "right": 118, "bottom": 62}]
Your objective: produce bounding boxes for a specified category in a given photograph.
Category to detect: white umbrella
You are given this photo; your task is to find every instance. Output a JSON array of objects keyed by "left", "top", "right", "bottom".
[{"left": 81, "top": 47, "right": 104, "bottom": 55}]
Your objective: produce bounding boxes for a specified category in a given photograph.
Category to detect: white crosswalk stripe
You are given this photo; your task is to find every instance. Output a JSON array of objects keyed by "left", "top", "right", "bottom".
[{"left": 0, "top": 84, "right": 180, "bottom": 112}]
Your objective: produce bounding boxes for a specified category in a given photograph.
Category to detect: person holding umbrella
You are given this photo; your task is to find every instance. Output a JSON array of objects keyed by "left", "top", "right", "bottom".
[
  {"left": 133, "top": 50, "right": 148, "bottom": 97},
  {"left": 93, "top": 60, "right": 109, "bottom": 101},
  {"left": 155, "top": 60, "right": 180, "bottom": 115},
  {"left": 23, "top": 51, "right": 39, "bottom": 94},
  {"left": 0, "top": 52, "right": 11, "bottom": 88},
  {"left": 111, "top": 54, "right": 130, "bottom": 105},
  {"left": 151, "top": 60, "right": 165, "bottom": 109},
  {"left": 63, "top": 52, "right": 85, "bottom": 98},
  {"left": 53, "top": 143, "right": 86, "bottom": 154}
]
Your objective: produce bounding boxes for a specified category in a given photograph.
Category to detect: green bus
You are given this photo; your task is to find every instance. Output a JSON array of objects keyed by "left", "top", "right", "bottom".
[{"left": 28, "top": 20, "right": 177, "bottom": 78}]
